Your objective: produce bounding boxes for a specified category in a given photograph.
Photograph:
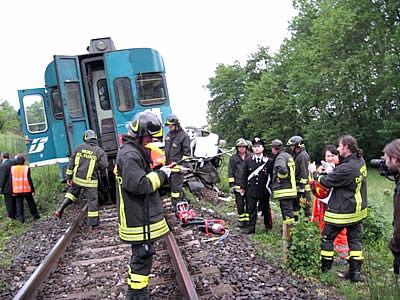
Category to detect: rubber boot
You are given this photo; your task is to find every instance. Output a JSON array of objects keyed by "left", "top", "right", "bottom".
[
  {"left": 238, "top": 221, "right": 246, "bottom": 228},
  {"left": 126, "top": 287, "right": 150, "bottom": 300},
  {"left": 55, "top": 198, "right": 73, "bottom": 219},
  {"left": 345, "top": 258, "right": 363, "bottom": 282},
  {"left": 321, "top": 257, "right": 333, "bottom": 273},
  {"left": 241, "top": 225, "right": 255, "bottom": 235}
]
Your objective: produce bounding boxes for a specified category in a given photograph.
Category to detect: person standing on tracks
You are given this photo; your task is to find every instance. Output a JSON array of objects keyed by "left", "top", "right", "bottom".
[
  {"left": 287, "top": 135, "right": 312, "bottom": 219},
  {"left": 228, "top": 138, "right": 250, "bottom": 228},
  {"left": 0, "top": 152, "right": 17, "bottom": 220},
  {"left": 115, "top": 111, "right": 171, "bottom": 300},
  {"left": 309, "top": 135, "right": 367, "bottom": 282},
  {"left": 54, "top": 129, "right": 108, "bottom": 229},
  {"left": 164, "top": 113, "right": 191, "bottom": 209},
  {"left": 269, "top": 139, "right": 297, "bottom": 236},
  {"left": 240, "top": 137, "right": 274, "bottom": 234},
  {"left": 10, "top": 155, "right": 40, "bottom": 223}
]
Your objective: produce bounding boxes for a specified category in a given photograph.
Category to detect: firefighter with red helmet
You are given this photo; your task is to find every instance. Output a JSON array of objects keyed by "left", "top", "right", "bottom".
[
  {"left": 309, "top": 135, "right": 367, "bottom": 282},
  {"left": 55, "top": 129, "right": 108, "bottom": 228},
  {"left": 240, "top": 137, "right": 274, "bottom": 234},
  {"left": 164, "top": 114, "right": 191, "bottom": 208},
  {"left": 228, "top": 138, "right": 250, "bottom": 228},
  {"left": 287, "top": 135, "right": 312, "bottom": 219},
  {"left": 115, "top": 111, "right": 171, "bottom": 300}
]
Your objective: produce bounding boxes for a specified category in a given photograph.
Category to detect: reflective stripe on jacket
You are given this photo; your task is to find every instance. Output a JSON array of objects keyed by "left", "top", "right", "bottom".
[
  {"left": 65, "top": 140, "right": 108, "bottom": 188},
  {"left": 116, "top": 135, "right": 169, "bottom": 244},
  {"left": 11, "top": 165, "right": 32, "bottom": 194},
  {"left": 317, "top": 154, "right": 368, "bottom": 225},
  {"left": 271, "top": 150, "right": 297, "bottom": 200}
]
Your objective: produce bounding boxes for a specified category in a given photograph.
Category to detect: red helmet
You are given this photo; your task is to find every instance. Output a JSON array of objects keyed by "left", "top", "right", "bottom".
[{"left": 310, "top": 180, "right": 330, "bottom": 199}]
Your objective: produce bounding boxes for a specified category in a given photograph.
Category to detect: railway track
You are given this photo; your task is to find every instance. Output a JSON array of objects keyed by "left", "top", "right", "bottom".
[
  {"left": 13, "top": 202, "right": 203, "bottom": 299},
  {"left": 6, "top": 196, "right": 342, "bottom": 300}
]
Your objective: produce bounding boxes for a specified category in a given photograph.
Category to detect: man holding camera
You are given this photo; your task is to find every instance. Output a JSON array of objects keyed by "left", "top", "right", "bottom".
[{"left": 382, "top": 139, "right": 400, "bottom": 275}]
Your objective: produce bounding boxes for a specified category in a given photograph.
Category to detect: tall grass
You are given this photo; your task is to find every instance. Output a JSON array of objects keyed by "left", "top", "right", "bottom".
[{"left": 0, "top": 133, "right": 25, "bottom": 155}]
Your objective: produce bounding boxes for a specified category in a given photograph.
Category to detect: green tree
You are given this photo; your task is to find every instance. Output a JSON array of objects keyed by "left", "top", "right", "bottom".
[{"left": 0, "top": 100, "right": 21, "bottom": 135}]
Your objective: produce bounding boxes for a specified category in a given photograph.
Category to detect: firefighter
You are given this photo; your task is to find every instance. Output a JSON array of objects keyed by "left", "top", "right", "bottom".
[
  {"left": 382, "top": 139, "right": 400, "bottom": 275},
  {"left": 11, "top": 155, "right": 40, "bottom": 223},
  {"left": 240, "top": 137, "right": 273, "bottom": 234},
  {"left": 115, "top": 111, "right": 171, "bottom": 300},
  {"left": 269, "top": 139, "right": 297, "bottom": 228},
  {"left": 287, "top": 135, "right": 312, "bottom": 219},
  {"left": 55, "top": 129, "right": 108, "bottom": 228},
  {"left": 228, "top": 138, "right": 250, "bottom": 228},
  {"left": 164, "top": 113, "right": 191, "bottom": 208},
  {"left": 309, "top": 135, "right": 367, "bottom": 282}
]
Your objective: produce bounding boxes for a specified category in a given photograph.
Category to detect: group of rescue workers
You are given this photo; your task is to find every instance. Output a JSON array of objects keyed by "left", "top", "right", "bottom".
[
  {"left": 14, "top": 107, "right": 398, "bottom": 299},
  {"left": 228, "top": 134, "right": 367, "bottom": 283}
]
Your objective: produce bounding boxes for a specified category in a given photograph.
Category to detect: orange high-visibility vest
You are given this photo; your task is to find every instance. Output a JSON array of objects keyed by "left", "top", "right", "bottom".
[{"left": 11, "top": 165, "right": 32, "bottom": 194}]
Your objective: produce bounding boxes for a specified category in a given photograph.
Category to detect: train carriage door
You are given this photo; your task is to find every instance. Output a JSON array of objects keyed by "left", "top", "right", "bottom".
[
  {"left": 54, "top": 56, "right": 89, "bottom": 154},
  {"left": 103, "top": 50, "right": 136, "bottom": 134},
  {"left": 18, "top": 89, "right": 57, "bottom": 166}
]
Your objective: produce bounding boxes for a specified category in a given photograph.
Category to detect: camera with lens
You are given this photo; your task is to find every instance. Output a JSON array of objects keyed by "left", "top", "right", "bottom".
[{"left": 370, "top": 158, "right": 399, "bottom": 181}]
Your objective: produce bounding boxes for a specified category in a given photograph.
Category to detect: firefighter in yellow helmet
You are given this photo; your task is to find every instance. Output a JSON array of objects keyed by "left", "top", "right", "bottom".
[
  {"left": 228, "top": 138, "right": 250, "bottom": 228},
  {"left": 115, "top": 111, "right": 171, "bottom": 299}
]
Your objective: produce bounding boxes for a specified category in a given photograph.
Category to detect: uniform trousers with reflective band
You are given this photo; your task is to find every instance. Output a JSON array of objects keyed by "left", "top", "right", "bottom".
[
  {"left": 15, "top": 193, "right": 39, "bottom": 223},
  {"left": 234, "top": 192, "right": 248, "bottom": 223},
  {"left": 127, "top": 243, "right": 154, "bottom": 296},
  {"left": 170, "top": 172, "right": 184, "bottom": 203},
  {"left": 4, "top": 194, "right": 16, "bottom": 219},
  {"left": 278, "top": 197, "right": 296, "bottom": 224},
  {"left": 66, "top": 184, "right": 99, "bottom": 226},
  {"left": 293, "top": 191, "right": 312, "bottom": 218},
  {"left": 247, "top": 195, "right": 272, "bottom": 229},
  {"left": 321, "top": 222, "right": 363, "bottom": 260}
]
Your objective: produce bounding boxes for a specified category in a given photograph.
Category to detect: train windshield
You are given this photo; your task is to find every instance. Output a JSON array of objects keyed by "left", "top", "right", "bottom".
[
  {"left": 23, "top": 94, "right": 48, "bottom": 133},
  {"left": 136, "top": 73, "right": 167, "bottom": 106}
]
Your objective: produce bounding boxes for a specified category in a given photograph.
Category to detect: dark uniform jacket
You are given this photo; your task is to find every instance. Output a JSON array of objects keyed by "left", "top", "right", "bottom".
[
  {"left": 294, "top": 149, "right": 311, "bottom": 191},
  {"left": 164, "top": 128, "right": 191, "bottom": 164},
  {"left": 228, "top": 152, "right": 249, "bottom": 189},
  {"left": 389, "top": 178, "right": 400, "bottom": 253},
  {"left": 0, "top": 159, "right": 17, "bottom": 195},
  {"left": 240, "top": 155, "right": 273, "bottom": 199},
  {"left": 115, "top": 135, "right": 170, "bottom": 244},
  {"left": 271, "top": 149, "right": 297, "bottom": 200},
  {"left": 65, "top": 140, "right": 108, "bottom": 188},
  {"left": 316, "top": 154, "right": 367, "bottom": 225}
]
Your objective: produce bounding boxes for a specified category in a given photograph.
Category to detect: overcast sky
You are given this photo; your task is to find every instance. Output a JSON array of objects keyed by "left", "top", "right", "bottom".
[{"left": 0, "top": 0, "right": 296, "bottom": 127}]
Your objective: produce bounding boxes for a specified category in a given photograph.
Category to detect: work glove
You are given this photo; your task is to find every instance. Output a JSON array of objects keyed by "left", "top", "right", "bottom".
[
  {"left": 393, "top": 251, "right": 400, "bottom": 275},
  {"left": 160, "top": 166, "right": 171, "bottom": 178}
]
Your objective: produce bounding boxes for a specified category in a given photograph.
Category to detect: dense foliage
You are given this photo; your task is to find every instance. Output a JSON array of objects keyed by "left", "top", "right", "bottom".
[
  {"left": 207, "top": 0, "right": 400, "bottom": 162},
  {"left": 0, "top": 100, "right": 21, "bottom": 135}
]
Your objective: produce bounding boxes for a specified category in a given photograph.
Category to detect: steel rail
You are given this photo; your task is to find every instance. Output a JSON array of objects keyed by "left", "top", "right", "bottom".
[
  {"left": 165, "top": 231, "right": 199, "bottom": 300},
  {"left": 13, "top": 204, "right": 88, "bottom": 300}
]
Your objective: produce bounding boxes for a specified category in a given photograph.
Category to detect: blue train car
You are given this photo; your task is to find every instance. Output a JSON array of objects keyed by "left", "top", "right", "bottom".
[{"left": 18, "top": 37, "right": 172, "bottom": 169}]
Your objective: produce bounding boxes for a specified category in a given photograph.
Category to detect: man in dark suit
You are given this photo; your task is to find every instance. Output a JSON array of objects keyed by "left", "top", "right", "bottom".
[{"left": 0, "top": 152, "right": 17, "bottom": 219}]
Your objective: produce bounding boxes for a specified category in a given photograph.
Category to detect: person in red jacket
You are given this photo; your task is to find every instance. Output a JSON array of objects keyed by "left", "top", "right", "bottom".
[
  {"left": 10, "top": 155, "right": 40, "bottom": 223},
  {"left": 311, "top": 145, "right": 349, "bottom": 262}
]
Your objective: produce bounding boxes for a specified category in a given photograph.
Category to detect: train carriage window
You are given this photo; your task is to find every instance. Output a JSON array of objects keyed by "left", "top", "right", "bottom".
[
  {"left": 136, "top": 73, "right": 166, "bottom": 106},
  {"left": 65, "top": 82, "right": 83, "bottom": 118},
  {"left": 23, "top": 94, "right": 48, "bottom": 133},
  {"left": 97, "top": 79, "right": 111, "bottom": 110},
  {"left": 50, "top": 88, "right": 63, "bottom": 119},
  {"left": 114, "top": 77, "right": 134, "bottom": 112}
]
